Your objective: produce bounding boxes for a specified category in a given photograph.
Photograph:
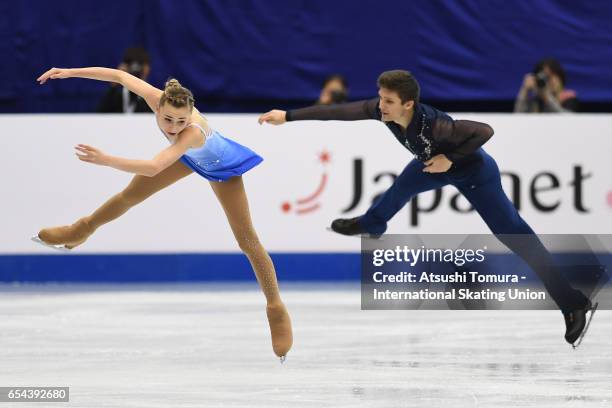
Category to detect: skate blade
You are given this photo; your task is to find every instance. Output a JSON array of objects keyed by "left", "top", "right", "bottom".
[
  {"left": 325, "top": 227, "right": 383, "bottom": 241},
  {"left": 31, "top": 236, "right": 71, "bottom": 252},
  {"left": 279, "top": 355, "right": 286, "bottom": 364},
  {"left": 572, "top": 302, "right": 598, "bottom": 350}
]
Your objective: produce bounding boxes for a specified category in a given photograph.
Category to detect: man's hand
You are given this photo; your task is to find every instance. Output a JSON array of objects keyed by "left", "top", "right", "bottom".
[
  {"left": 521, "top": 73, "right": 536, "bottom": 92},
  {"left": 423, "top": 154, "right": 452, "bottom": 173},
  {"left": 258, "top": 110, "right": 287, "bottom": 125}
]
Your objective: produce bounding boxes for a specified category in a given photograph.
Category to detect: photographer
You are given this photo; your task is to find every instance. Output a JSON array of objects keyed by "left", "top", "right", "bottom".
[
  {"left": 316, "top": 74, "right": 348, "bottom": 105},
  {"left": 514, "top": 58, "right": 578, "bottom": 113},
  {"left": 97, "top": 47, "right": 153, "bottom": 113}
]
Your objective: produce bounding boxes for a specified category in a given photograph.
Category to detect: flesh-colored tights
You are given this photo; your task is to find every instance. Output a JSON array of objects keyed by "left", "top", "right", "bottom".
[{"left": 38, "top": 160, "right": 292, "bottom": 357}]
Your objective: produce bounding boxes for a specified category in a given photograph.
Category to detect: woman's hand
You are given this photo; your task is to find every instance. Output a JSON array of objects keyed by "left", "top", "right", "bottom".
[
  {"left": 37, "top": 68, "right": 73, "bottom": 84},
  {"left": 75, "top": 144, "right": 109, "bottom": 166},
  {"left": 423, "top": 154, "right": 452, "bottom": 173},
  {"left": 258, "top": 110, "right": 287, "bottom": 125}
]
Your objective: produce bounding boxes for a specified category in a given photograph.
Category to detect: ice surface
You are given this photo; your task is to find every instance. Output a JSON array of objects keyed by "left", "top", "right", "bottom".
[{"left": 0, "top": 283, "right": 610, "bottom": 407}]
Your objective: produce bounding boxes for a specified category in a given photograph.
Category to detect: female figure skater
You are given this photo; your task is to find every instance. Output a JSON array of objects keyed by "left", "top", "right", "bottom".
[
  {"left": 34, "top": 67, "right": 292, "bottom": 359},
  {"left": 259, "top": 69, "right": 595, "bottom": 348}
]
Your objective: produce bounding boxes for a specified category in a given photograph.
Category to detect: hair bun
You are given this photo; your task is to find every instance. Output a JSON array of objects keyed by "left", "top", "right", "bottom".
[
  {"left": 160, "top": 77, "right": 195, "bottom": 110},
  {"left": 164, "top": 78, "right": 182, "bottom": 92}
]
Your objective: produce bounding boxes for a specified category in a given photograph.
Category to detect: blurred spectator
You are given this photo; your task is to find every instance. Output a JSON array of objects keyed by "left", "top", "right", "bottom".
[
  {"left": 317, "top": 74, "right": 348, "bottom": 105},
  {"left": 514, "top": 58, "right": 578, "bottom": 113},
  {"left": 97, "top": 47, "right": 152, "bottom": 113}
]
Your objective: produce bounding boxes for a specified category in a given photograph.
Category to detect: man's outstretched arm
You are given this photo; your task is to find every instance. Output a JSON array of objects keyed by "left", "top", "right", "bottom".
[{"left": 258, "top": 98, "right": 380, "bottom": 125}]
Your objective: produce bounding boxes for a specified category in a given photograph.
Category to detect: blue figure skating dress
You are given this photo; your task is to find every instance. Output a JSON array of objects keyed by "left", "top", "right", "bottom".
[{"left": 162, "top": 117, "right": 263, "bottom": 182}]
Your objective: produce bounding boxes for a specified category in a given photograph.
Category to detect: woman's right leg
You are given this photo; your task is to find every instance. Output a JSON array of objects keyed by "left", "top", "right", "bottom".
[
  {"left": 39, "top": 160, "right": 193, "bottom": 248},
  {"left": 209, "top": 176, "right": 292, "bottom": 358}
]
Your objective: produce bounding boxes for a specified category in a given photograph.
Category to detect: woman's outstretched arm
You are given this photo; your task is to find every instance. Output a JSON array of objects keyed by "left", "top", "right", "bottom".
[
  {"left": 37, "top": 67, "right": 162, "bottom": 110},
  {"left": 75, "top": 127, "right": 201, "bottom": 177}
]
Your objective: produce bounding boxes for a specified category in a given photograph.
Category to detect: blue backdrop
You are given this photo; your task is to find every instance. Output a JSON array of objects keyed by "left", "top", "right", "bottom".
[{"left": 2, "top": 0, "right": 612, "bottom": 112}]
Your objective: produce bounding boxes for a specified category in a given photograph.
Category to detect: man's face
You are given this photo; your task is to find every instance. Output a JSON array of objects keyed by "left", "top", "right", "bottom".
[
  {"left": 118, "top": 62, "right": 150, "bottom": 80},
  {"left": 378, "top": 87, "right": 414, "bottom": 122},
  {"left": 319, "top": 79, "right": 347, "bottom": 105}
]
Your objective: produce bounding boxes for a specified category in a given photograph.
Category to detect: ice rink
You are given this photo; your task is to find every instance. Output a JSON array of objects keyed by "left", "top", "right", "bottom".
[{"left": 0, "top": 284, "right": 610, "bottom": 407}]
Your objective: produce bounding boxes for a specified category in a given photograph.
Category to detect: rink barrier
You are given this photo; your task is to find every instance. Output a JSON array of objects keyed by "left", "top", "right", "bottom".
[
  {"left": 1, "top": 253, "right": 610, "bottom": 283},
  {"left": 0, "top": 253, "right": 359, "bottom": 283}
]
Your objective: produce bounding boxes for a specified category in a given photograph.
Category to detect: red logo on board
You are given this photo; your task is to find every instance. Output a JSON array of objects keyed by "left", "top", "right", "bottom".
[{"left": 281, "top": 150, "right": 331, "bottom": 215}]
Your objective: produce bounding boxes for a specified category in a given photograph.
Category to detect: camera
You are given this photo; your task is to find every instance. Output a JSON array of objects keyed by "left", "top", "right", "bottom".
[
  {"left": 535, "top": 71, "right": 548, "bottom": 89},
  {"left": 125, "top": 61, "right": 144, "bottom": 79},
  {"left": 330, "top": 89, "right": 347, "bottom": 104}
]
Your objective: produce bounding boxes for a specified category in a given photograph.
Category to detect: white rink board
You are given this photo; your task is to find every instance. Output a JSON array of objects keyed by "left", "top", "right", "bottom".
[{"left": 1, "top": 113, "right": 611, "bottom": 253}]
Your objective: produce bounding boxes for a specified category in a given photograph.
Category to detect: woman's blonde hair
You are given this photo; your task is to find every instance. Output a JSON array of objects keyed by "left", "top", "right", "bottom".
[{"left": 159, "top": 78, "right": 194, "bottom": 110}]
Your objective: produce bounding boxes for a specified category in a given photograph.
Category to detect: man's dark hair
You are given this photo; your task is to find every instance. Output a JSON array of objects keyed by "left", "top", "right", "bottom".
[
  {"left": 533, "top": 58, "right": 566, "bottom": 86},
  {"left": 377, "top": 70, "right": 420, "bottom": 104},
  {"left": 123, "top": 47, "right": 150, "bottom": 66},
  {"left": 322, "top": 74, "right": 348, "bottom": 89}
]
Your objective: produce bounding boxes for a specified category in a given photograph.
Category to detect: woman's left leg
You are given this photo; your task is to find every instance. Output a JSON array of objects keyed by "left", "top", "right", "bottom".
[{"left": 209, "top": 176, "right": 292, "bottom": 358}]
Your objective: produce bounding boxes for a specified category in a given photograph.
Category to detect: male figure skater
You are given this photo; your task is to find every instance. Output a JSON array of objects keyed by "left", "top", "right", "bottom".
[{"left": 259, "top": 70, "right": 595, "bottom": 347}]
